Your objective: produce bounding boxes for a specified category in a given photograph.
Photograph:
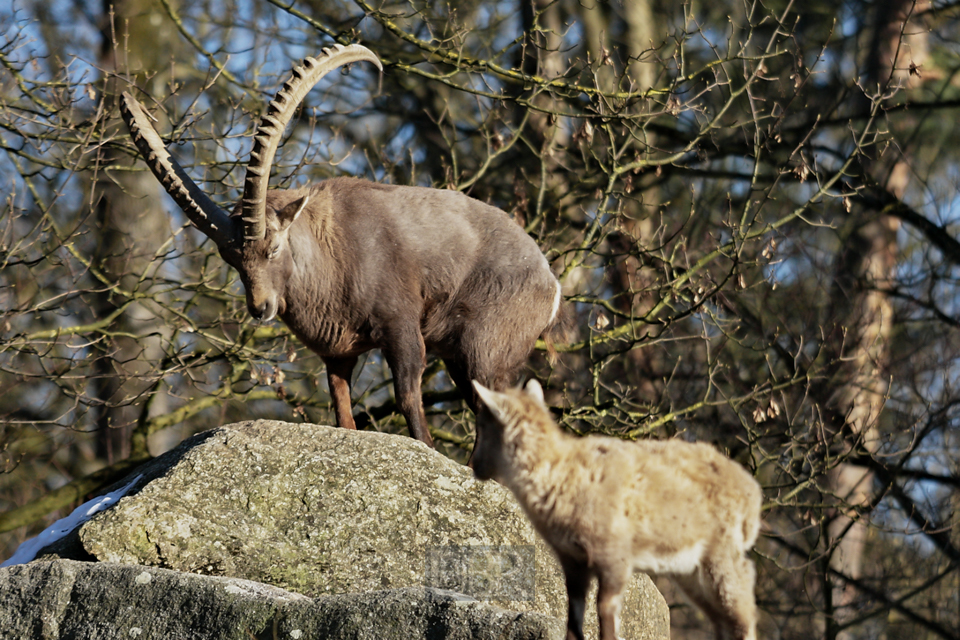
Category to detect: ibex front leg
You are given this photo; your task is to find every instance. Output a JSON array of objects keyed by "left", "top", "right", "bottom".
[
  {"left": 324, "top": 355, "right": 359, "bottom": 430},
  {"left": 597, "top": 565, "right": 630, "bottom": 640},
  {"left": 560, "top": 556, "right": 590, "bottom": 640},
  {"left": 384, "top": 325, "right": 434, "bottom": 447}
]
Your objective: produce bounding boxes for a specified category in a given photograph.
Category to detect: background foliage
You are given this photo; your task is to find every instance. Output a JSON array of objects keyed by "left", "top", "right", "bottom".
[{"left": 1, "top": 1, "right": 959, "bottom": 638}]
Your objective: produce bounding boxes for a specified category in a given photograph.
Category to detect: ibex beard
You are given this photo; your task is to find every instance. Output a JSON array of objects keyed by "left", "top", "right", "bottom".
[
  {"left": 472, "top": 380, "right": 762, "bottom": 640},
  {"left": 119, "top": 44, "right": 562, "bottom": 447}
]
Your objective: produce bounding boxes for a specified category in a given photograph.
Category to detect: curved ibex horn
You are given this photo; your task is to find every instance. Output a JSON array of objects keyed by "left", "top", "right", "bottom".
[
  {"left": 120, "top": 92, "right": 236, "bottom": 249},
  {"left": 240, "top": 44, "right": 383, "bottom": 242}
]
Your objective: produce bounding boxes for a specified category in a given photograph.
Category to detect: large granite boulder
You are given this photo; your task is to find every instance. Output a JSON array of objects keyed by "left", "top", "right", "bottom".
[
  {"left": 37, "top": 421, "right": 670, "bottom": 640},
  {"left": 0, "top": 559, "right": 562, "bottom": 640}
]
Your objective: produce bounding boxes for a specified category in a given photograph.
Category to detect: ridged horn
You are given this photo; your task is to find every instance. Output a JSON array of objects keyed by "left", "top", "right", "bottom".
[
  {"left": 240, "top": 43, "right": 383, "bottom": 242},
  {"left": 119, "top": 92, "right": 236, "bottom": 249}
]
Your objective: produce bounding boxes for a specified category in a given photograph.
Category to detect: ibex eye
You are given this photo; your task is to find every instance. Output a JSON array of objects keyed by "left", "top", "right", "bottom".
[{"left": 268, "top": 246, "right": 281, "bottom": 259}]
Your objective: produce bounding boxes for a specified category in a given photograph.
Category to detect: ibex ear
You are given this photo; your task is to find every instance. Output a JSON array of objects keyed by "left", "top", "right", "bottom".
[
  {"left": 472, "top": 381, "right": 509, "bottom": 420},
  {"left": 524, "top": 379, "right": 544, "bottom": 404},
  {"left": 276, "top": 195, "right": 309, "bottom": 231},
  {"left": 472, "top": 380, "right": 498, "bottom": 408}
]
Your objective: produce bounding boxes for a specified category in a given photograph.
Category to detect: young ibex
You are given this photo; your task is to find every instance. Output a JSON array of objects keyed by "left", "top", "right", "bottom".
[
  {"left": 120, "top": 44, "right": 562, "bottom": 446},
  {"left": 472, "top": 380, "right": 762, "bottom": 640}
]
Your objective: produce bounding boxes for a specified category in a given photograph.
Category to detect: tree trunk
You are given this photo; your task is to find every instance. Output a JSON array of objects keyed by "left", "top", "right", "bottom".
[
  {"left": 91, "top": 0, "right": 177, "bottom": 462},
  {"left": 608, "top": 0, "right": 663, "bottom": 401},
  {"left": 824, "top": 1, "right": 927, "bottom": 635}
]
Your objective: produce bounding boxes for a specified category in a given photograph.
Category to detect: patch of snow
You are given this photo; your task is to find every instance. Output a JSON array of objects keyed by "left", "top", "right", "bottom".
[{"left": 1, "top": 474, "right": 143, "bottom": 568}]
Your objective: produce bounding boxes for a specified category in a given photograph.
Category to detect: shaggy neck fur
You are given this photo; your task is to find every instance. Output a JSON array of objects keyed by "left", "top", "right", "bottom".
[{"left": 496, "top": 401, "right": 580, "bottom": 531}]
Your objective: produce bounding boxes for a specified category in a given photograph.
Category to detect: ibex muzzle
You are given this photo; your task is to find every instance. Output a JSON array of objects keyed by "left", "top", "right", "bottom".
[{"left": 120, "top": 44, "right": 562, "bottom": 447}]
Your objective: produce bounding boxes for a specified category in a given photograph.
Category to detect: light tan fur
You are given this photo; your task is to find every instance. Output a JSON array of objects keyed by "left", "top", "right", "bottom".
[{"left": 472, "top": 380, "right": 762, "bottom": 640}]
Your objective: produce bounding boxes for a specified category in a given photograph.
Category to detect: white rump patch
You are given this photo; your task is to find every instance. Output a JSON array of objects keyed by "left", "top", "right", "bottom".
[
  {"left": 549, "top": 280, "right": 561, "bottom": 324},
  {"left": 633, "top": 541, "right": 705, "bottom": 575}
]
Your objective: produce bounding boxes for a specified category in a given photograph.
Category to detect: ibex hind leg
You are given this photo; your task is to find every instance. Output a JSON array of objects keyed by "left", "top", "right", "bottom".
[
  {"left": 470, "top": 280, "right": 560, "bottom": 386},
  {"left": 442, "top": 357, "right": 479, "bottom": 413},
  {"left": 383, "top": 324, "right": 434, "bottom": 447},
  {"left": 711, "top": 552, "right": 758, "bottom": 640},
  {"left": 453, "top": 343, "right": 526, "bottom": 466},
  {"left": 458, "top": 311, "right": 546, "bottom": 393},
  {"left": 444, "top": 357, "right": 487, "bottom": 468},
  {"left": 671, "top": 553, "right": 757, "bottom": 640}
]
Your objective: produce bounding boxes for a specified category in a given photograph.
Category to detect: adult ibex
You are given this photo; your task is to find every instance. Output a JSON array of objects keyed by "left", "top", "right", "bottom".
[{"left": 120, "top": 44, "right": 562, "bottom": 447}]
